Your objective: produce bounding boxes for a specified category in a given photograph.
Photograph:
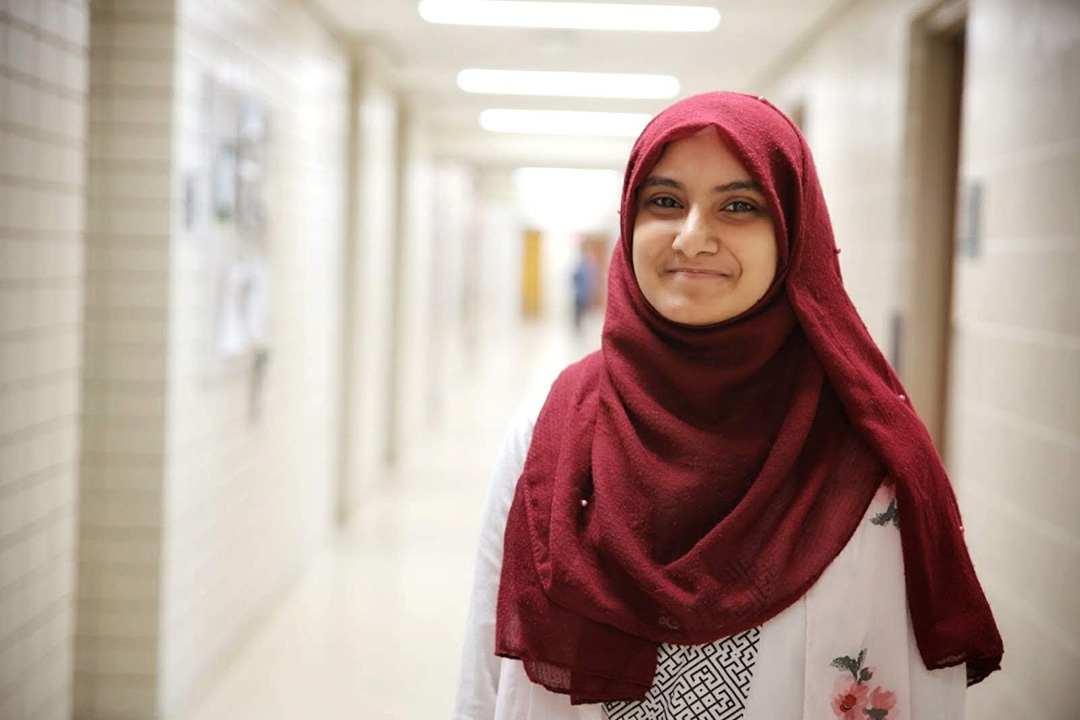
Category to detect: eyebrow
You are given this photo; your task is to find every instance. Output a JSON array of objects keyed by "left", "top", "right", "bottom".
[{"left": 640, "top": 176, "right": 764, "bottom": 194}]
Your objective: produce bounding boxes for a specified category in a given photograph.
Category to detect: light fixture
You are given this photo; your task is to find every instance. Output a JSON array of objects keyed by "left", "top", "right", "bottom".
[
  {"left": 458, "top": 69, "right": 680, "bottom": 99},
  {"left": 419, "top": 1, "right": 721, "bottom": 33},
  {"left": 480, "top": 109, "right": 652, "bottom": 137}
]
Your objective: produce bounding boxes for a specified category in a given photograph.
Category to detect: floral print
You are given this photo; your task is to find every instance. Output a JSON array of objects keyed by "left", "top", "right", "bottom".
[
  {"left": 830, "top": 648, "right": 898, "bottom": 719},
  {"left": 869, "top": 687, "right": 897, "bottom": 712},
  {"left": 871, "top": 499, "right": 899, "bottom": 529},
  {"left": 831, "top": 677, "right": 869, "bottom": 718}
]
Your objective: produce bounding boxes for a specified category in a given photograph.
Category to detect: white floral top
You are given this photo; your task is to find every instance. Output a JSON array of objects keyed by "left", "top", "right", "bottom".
[{"left": 452, "top": 395, "right": 967, "bottom": 720}]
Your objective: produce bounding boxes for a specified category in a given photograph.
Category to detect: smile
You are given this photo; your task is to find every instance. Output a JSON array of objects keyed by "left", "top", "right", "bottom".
[{"left": 666, "top": 269, "right": 731, "bottom": 279}]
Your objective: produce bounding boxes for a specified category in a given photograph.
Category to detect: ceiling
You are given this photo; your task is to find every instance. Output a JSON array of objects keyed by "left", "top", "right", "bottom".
[{"left": 310, "top": 0, "right": 848, "bottom": 168}]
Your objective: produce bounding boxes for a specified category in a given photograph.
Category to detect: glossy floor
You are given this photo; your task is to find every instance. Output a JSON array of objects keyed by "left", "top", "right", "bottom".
[{"left": 181, "top": 317, "right": 601, "bottom": 720}]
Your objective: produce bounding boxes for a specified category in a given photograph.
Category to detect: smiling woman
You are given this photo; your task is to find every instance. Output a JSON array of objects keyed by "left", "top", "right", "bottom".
[
  {"left": 632, "top": 127, "right": 778, "bottom": 326},
  {"left": 452, "top": 91, "right": 1002, "bottom": 720}
]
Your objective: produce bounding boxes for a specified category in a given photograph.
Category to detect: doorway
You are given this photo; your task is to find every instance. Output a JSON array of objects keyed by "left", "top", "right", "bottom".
[{"left": 899, "top": 0, "right": 967, "bottom": 459}]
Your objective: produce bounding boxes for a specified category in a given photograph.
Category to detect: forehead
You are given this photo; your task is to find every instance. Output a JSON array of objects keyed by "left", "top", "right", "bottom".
[{"left": 648, "top": 126, "right": 751, "bottom": 179}]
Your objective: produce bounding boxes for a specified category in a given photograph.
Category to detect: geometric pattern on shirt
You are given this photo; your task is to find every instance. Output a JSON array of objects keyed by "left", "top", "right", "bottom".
[{"left": 602, "top": 626, "right": 761, "bottom": 720}]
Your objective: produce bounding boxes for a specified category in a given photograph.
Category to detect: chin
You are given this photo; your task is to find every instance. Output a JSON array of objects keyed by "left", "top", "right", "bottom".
[{"left": 658, "top": 301, "right": 732, "bottom": 326}]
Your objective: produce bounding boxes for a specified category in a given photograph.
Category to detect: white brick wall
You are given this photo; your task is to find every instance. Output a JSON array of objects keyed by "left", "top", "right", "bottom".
[
  {"left": 765, "top": 0, "right": 914, "bottom": 350},
  {"left": 162, "top": 0, "right": 348, "bottom": 716},
  {"left": 74, "top": 0, "right": 351, "bottom": 717},
  {"left": 343, "top": 49, "right": 400, "bottom": 513},
  {"left": 947, "top": 0, "right": 1080, "bottom": 716},
  {"left": 0, "top": 2, "right": 88, "bottom": 719},
  {"left": 77, "top": 1, "right": 175, "bottom": 718}
]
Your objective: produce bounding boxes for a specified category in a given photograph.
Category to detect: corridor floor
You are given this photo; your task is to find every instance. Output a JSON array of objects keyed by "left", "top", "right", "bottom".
[{"left": 181, "top": 318, "right": 601, "bottom": 720}]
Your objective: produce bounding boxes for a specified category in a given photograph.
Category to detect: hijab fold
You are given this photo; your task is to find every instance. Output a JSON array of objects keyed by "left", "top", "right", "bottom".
[{"left": 494, "top": 92, "right": 1003, "bottom": 704}]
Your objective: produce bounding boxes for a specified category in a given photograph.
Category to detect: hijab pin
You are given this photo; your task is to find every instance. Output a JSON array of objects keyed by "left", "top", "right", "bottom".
[{"left": 581, "top": 499, "right": 589, "bottom": 508}]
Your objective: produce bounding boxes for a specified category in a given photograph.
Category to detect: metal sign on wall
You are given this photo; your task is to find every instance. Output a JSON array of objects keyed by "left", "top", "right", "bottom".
[{"left": 958, "top": 179, "right": 983, "bottom": 259}]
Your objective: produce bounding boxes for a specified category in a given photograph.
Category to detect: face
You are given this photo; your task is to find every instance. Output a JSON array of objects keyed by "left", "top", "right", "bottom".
[{"left": 632, "top": 127, "right": 778, "bottom": 326}]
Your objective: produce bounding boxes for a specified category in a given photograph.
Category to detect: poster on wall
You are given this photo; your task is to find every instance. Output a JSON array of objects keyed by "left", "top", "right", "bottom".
[{"left": 197, "top": 73, "right": 274, "bottom": 424}]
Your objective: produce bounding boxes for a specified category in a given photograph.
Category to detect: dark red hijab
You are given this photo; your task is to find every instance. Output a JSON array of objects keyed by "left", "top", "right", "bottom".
[{"left": 494, "top": 91, "right": 1002, "bottom": 704}]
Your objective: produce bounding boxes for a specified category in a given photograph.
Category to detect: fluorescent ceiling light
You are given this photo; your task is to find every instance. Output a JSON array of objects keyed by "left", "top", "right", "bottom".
[
  {"left": 480, "top": 109, "right": 652, "bottom": 137},
  {"left": 458, "top": 69, "right": 679, "bottom": 99},
  {"left": 419, "top": 1, "right": 721, "bottom": 33}
]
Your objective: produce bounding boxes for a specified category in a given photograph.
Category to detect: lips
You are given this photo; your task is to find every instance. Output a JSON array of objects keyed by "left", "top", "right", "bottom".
[{"left": 665, "top": 268, "right": 731, "bottom": 278}]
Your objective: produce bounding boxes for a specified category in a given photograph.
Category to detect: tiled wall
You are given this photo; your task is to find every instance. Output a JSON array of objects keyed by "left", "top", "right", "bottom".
[
  {"left": 0, "top": 2, "right": 88, "bottom": 719},
  {"left": 76, "top": 0, "right": 351, "bottom": 717},
  {"left": 342, "top": 46, "right": 399, "bottom": 510},
  {"left": 946, "top": 0, "right": 1080, "bottom": 716},
  {"left": 394, "top": 111, "right": 437, "bottom": 455},
  {"left": 766, "top": 0, "right": 1080, "bottom": 716},
  {"left": 163, "top": 0, "right": 349, "bottom": 716},
  {"left": 78, "top": 1, "right": 174, "bottom": 718},
  {"left": 766, "top": 0, "right": 913, "bottom": 348}
]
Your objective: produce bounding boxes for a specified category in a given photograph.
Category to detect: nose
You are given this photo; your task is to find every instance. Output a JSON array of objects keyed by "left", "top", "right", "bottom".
[{"left": 671, "top": 204, "right": 718, "bottom": 257}]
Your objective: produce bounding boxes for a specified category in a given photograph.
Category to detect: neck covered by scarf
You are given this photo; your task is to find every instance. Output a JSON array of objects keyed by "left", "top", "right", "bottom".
[{"left": 494, "top": 92, "right": 1002, "bottom": 704}]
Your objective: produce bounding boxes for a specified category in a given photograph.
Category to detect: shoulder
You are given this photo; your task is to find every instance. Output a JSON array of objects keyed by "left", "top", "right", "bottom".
[
  {"left": 503, "top": 350, "right": 603, "bottom": 463},
  {"left": 542, "top": 350, "right": 604, "bottom": 412},
  {"left": 503, "top": 387, "right": 545, "bottom": 459}
]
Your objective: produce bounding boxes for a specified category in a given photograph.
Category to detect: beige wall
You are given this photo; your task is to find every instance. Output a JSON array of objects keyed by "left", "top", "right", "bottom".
[
  {"left": 428, "top": 163, "right": 477, "bottom": 417},
  {"left": 947, "top": 0, "right": 1079, "bottom": 717},
  {"left": 765, "top": 0, "right": 1080, "bottom": 717},
  {"left": 0, "top": 2, "right": 87, "bottom": 719},
  {"left": 341, "top": 46, "right": 402, "bottom": 510},
  {"left": 78, "top": 2, "right": 174, "bottom": 717},
  {"left": 351, "top": 61, "right": 398, "bottom": 473},
  {"left": 394, "top": 109, "right": 438, "bottom": 451},
  {"left": 77, "top": 0, "right": 351, "bottom": 717},
  {"left": 766, "top": 0, "right": 913, "bottom": 348},
  {"left": 163, "top": 0, "right": 349, "bottom": 716}
]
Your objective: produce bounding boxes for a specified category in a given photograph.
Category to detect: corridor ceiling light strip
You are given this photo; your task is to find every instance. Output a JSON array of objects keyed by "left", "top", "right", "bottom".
[
  {"left": 480, "top": 109, "right": 652, "bottom": 137},
  {"left": 458, "top": 69, "right": 680, "bottom": 99},
  {"left": 419, "top": 1, "right": 722, "bottom": 33}
]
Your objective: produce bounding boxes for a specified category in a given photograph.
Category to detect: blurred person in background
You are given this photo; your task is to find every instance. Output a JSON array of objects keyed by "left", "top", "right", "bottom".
[
  {"left": 453, "top": 92, "right": 1002, "bottom": 720},
  {"left": 571, "top": 243, "right": 600, "bottom": 334}
]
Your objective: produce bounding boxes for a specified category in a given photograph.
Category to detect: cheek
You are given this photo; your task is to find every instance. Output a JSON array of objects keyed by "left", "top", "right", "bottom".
[
  {"left": 735, "top": 228, "right": 778, "bottom": 282},
  {"left": 751, "top": 242, "right": 777, "bottom": 277},
  {"left": 631, "top": 225, "right": 664, "bottom": 275}
]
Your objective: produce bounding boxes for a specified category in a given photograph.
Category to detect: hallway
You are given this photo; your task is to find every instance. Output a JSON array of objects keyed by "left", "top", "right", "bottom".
[
  {"left": 180, "top": 320, "right": 601, "bottom": 720},
  {"left": 1, "top": 1, "right": 1078, "bottom": 719}
]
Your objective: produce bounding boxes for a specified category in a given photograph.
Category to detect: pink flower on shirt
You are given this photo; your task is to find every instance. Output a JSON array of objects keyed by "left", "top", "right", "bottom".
[
  {"left": 830, "top": 647, "right": 898, "bottom": 719},
  {"left": 831, "top": 676, "right": 869, "bottom": 718},
  {"left": 870, "top": 686, "right": 897, "bottom": 710}
]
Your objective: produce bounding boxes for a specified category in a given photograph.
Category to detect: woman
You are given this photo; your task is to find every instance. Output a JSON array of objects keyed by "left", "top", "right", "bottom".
[{"left": 453, "top": 92, "right": 1002, "bottom": 720}]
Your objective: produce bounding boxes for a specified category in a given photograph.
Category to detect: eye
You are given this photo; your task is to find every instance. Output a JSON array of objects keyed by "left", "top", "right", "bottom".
[
  {"left": 647, "top": 195, "right": 682, "bottom": 209},
  {"left": 722, "top": 200, "right": 758, "bottom": 213}
]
